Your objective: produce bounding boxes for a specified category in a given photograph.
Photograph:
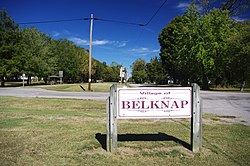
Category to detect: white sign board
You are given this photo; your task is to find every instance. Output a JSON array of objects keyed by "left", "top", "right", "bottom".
[
  {"left": 59, "top": 71, "right": 63, "bottom": 77},
  {"left": 120, "top": 67, "right": 125, "bottom": 78},
  {"left": 117, "top": 87, "right": 192, "bottom": 119}
]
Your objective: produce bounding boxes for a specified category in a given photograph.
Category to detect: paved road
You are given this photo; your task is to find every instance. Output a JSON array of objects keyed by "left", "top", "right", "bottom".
[
  {"left": 201, "top": 91, "right": 250, "bottom": 125},
  {"left": 0, "top": 87, "right": 250, "bottom": 125},
  {"left": 0, "top": 87, "right": 108, "bottom": 100}
]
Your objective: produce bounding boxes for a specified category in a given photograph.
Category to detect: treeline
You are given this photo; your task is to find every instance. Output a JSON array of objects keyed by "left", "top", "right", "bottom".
[
  {"left": 0, "top": 10, "right": 121, "bottom": 86},
  {"left": 131, "top": 5, "right": 250, "bottom": 90}
]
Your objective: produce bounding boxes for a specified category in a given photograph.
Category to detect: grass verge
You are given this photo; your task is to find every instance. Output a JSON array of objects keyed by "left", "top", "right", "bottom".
[
  {"left": 29, "top": 82, "right": 116, "bottom": 92},
  {"left": 0, "top": 97, "right": 250, "bottom": 165}
]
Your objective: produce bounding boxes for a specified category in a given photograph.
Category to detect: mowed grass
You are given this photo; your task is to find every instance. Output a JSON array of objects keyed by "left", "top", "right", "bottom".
[
  {"left": 0, "top": 97, "right": 250, "bottom": 166},
  {"left": 31, "top": 82, "right": 116, "bottom": 92}
]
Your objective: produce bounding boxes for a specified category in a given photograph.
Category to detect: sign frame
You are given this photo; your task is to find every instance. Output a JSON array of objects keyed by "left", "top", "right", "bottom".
[{"left": 106, "top": 84, "right": 202, "bottom": 153}]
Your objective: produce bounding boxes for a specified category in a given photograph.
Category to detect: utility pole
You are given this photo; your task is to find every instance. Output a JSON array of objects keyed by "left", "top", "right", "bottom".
[{"left": 88, "top": 14, "right": 94, "bottom": 91}]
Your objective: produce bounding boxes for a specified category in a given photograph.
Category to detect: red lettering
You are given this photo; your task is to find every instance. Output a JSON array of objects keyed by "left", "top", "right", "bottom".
[
  {"left": 132, "top": 101, "right": 141, "bottom": 109},
  {"left": 151, "top": 101, "right": 159, "bottom": 109},
  {"left": 122, "top": 100, "right": 188, "bottom": 110},
  {"left": 160, "top": 100, "right": 169, "bottom": 108},
  {"left": 141, "top": 101, "right": 149, "bottom": 109},
  {"left": 181, "top": 100, "right": 188, "bottom": 108},
  {"left": 171, "top": 101, "right": 179, "bottom": 109},
  {"left": 122, "top": 101, "right": 130, "bottom": 109}
]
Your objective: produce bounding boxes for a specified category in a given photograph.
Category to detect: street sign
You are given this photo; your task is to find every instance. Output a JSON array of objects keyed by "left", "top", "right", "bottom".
[
  {"left": 120, "top": 67, "right": 125, "bottom": 78},
  {"left": 59, "top": 71, "right": 63, "bottom": 77}
]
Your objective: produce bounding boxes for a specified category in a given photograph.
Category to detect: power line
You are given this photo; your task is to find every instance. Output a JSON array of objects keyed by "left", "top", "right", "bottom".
[
  {"left": 144, "top": 0, "right": 168, "bottom": 26},
  {"left": 95, "top": 17, "right": 144, "bottom": 26},
  {"left": 17, "top": 17, "right": 145, "bottom": 27},
  {"left": 17, "top": 18, "right": 88, "bottom": 25}
]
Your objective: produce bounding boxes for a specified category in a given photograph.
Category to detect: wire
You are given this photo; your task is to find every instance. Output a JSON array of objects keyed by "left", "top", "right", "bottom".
[
  {"left": 17, "top": 18, "right": 89, "bottom": 25},
  {"left": 95, "top": 17, "right": 144, "bottom": 26},
  {"left": 144, "top": 0, "right": 168, "bottom": 26}
]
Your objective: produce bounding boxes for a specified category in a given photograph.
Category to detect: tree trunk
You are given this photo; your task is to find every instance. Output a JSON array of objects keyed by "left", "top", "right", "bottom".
[
  {"left": 1, "top": 76, "right": 5, "bottom": 87},
  {"left": 27, "top": 76, "right": 32, "bottom": 85},
  {"left": 240, "top": 81, "right": 245, "bottom": 92},
  {"left": 201, "top": 65, "right": 209, "bottom": 90},
  {"left": 202, "top": 76, "right": 209, "bottom": 90}
]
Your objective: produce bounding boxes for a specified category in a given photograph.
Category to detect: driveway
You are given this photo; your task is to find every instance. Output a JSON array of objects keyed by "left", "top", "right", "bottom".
[{"left": 0, "top": 87, "right": 250, "bottom": 125}]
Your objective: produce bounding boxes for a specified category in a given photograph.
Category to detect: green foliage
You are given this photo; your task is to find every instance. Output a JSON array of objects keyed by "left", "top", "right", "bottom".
[
  {"left": 159, "top": 14, "right": 200, "bottom": 85},
  {"left": 146, "top": 56, "right": 167, "bottom": 84},
  {"left": 226, "top": 21, "right": 250, "bottom": 89},
  {"left": 158, "top": 5, "right": 247, "bottom": 89},
  {"left": 0, "top": 9, "right": 20, "bottom": 86},
  {"left": 0, "top": 9, "right": 121, "bottom": 86},
  {"left": 131, "top": 59, "right": 147, "bottom": 83},
  {"left": 93, "top": 61, "right": 121, "bottom": 82}
]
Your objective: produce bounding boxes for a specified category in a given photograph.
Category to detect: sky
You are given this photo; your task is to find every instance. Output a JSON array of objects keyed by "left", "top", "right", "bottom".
[{"left": 1, "top": 0, "right": 250, "bottom": 75}]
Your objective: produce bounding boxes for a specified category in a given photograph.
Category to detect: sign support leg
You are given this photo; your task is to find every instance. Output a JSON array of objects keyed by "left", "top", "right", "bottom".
[
  {"left": 191, "top": 83, "right": 202, "bottom": 153},
  {"left": 106, "top": 84, "right": 117, "bottom": 152},
  {"left": 106, "top": 96, "right": 110, "bottom": 152}
]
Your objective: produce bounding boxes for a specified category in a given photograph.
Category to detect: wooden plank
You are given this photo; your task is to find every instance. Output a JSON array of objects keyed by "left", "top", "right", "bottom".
[
  {"left": 191, "top": 83, "right": 202, "bottom": 153},
  {"left": 106, "top": 96, "right": 110, "bottom": 152},
  {"left": 109, "top": 84, "right": 118, "bottom": 153}
]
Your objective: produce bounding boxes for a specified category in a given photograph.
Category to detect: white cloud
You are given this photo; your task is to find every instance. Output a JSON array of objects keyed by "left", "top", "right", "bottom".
[
  {"left": 176, "top": 2, "right": 202, "bottom": 11},
  {"left": 176, "top": 2, "right": 189, "bottom": 9},
  {"left": 69, "top": 37, "right": 89, "bottom": 45},
  {"left": 69, "top": 38, "right": 111, "bottom": 46},
  {"left": 69, "top": 37, "right": 127, "bottom": 47},
  {"left": 232, "top": 16, "right": 246, "bottom": 22},
  {"left": 129, "top": 47, "right": 159, "bottom": 55},
  {"left": 92, "top": 40, "right": 111, "bottom": 45},
  {"left": 113, "top": 41, "right": 127, "bottom": 47},
  {"left": 53, "top": 32, "right": 60, "bottom": 37}
]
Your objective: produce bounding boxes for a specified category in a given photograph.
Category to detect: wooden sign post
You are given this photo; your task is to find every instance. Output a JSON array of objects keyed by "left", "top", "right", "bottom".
[
  {"left": 106, "top": 83, "right": 202, "bottom": 153},
  {"left": 106, "top": 84, "right": 118, "bottom": 153},
  {"left": 191, "top": 83, "right": 202, "bottom": 153}
]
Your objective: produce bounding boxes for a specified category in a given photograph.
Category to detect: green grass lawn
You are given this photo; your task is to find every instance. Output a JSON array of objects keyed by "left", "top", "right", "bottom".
[
  {"left": 31, "top": 82, "right": 116, "bottom": 92},
  {"left": 0, "top": 96, "right": 250, "bottom": 165}
]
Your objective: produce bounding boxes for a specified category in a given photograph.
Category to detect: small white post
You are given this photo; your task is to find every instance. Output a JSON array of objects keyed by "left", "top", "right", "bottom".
[{"left": 22, "top": 73, "right": 25, "bottom": 87}]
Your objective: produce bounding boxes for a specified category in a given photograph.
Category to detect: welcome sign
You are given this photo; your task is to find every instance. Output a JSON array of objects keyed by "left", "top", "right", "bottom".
[
  {"left": 107, "top": 84, "right": 202, "bottom": 153},
  {"left": 117, "top": 87, "right": 192, "bottom": 119}
]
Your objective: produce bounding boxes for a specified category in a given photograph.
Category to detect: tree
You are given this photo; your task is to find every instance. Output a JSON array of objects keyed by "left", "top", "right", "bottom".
[
  {"left": 227, "top": 21, "right": 250, "bottom": 90},
  {"left": 131, "top": 59, "right": 147, "bottom": 83},
  {"left": 159, "top": 13, "right": 201, "bottom": 85},
  {"left": 194, "top": 0, "right": 250, "bottom": 16},
  {"left": 0, "top": 9, "right": 20, "bottom": 86},
  {"left": 193, "top": 8, "right": 234, "bottom": 88},
  {"left": 18, "top": 28, "right": 52, "bottom": 85},
  {"left": 146, "top": 56, "right": 167, "bottom": 84},
  {"left": 51, "top": 39, "right": 87, "bottom": 83},
  {"left": 159, "top": 6, "right": 234, "bottom": 89},
  {"left": 103, "top": 62, "right": 121, "bottom": 82}
]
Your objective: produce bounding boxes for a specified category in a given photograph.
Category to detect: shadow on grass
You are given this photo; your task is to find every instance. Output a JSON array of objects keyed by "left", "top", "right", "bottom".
[{"left": 95, "top": 132, "right": 191, "bottom": 151}]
